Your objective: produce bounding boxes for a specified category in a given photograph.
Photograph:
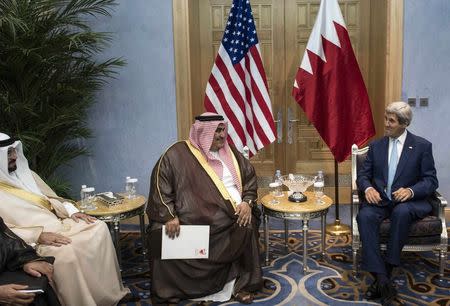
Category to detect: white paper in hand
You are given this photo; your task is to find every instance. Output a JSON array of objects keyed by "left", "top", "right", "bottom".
[
  {"left": 161, "top": 225, "right": 210, "bottom": 259},
  {"left": 18, "top": 289, "right": 44, "bottom": 293}
]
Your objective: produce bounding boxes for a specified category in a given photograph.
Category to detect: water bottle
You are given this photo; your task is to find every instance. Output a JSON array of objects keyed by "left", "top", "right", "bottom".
[
  {"left": 273, "top": 169, "right": 283, "bottom": 197},
  {"left": 242, "top": 146, "right": 250, "bottom": 159},
  {"left": 80, "top": 185, "right": 87, "bottom": 209},
  {"left": 314, "top": 170, "right": 325, "bottom": 204},
  {"left": 84, "top": 187, "right": 96, "bottom": 210},
  {"left": 125, "top": 177, "right": 138, "bottom": 199},
  {"left": 125, "top": 176, "right": 131, "bottom": 195},
  {"left": 268, "top": 182, "right": 280, "bottom": 204}
]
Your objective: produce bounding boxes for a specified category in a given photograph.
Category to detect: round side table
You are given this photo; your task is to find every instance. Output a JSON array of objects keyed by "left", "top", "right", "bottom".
[
  {"left": 80, "top": 194, "right": 147, "bottom": 267},
  {"left": 261, "top": 191, "right": 332, "bottom": 273}
]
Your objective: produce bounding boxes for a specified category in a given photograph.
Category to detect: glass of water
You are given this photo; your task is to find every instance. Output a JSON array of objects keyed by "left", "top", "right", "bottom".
[
  {"left": 125, "top": 177, "right": 138, "bottom": 199},
  {"left": 269, "top": 182, "right": 281, "bottom": 205}
]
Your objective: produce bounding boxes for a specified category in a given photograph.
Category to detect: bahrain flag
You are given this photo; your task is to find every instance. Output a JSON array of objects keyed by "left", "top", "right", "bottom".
[{"left": 292, "top": 0, "right": 375, "bottom": 162}]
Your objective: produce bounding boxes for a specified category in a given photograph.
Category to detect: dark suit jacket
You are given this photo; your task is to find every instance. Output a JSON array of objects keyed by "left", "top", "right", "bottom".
[
  {"left": 357, "top": 131, "right": 438, "bottom": 204},
  {"left": 0, "top": 217, "right": 55, "bottom": 289}
]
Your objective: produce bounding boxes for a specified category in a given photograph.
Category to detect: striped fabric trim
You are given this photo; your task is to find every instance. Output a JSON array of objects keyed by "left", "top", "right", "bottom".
[
  {"left": 0, "top": 181, "right": 53, "bottom": 211},
  {"left": 185, "top": 141, "right": 238, "bottom": 211}
]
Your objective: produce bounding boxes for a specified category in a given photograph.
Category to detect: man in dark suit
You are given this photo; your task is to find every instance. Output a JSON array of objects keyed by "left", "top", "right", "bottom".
[
  {"left": 0, "top": 216, "right": 60, "bottom": 306},
  {"left": 356, "top": 101, "right": 438, "bottom": 303}
]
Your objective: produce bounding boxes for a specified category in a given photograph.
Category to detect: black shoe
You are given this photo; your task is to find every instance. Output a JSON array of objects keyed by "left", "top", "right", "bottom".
[
  {"left": 118, "top": 292, "right": 140, "bottom": 304},
  {"left": 379, "top": 282, "right": 397, "bottom": 305},
  {"left": 263, "top": 278, "right": 276, "bottom": 290},
  {"left": 364, "top": 281, "right": 381, "bottom": 300}
]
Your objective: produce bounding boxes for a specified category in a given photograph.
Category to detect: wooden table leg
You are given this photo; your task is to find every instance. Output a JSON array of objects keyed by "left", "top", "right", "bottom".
[
  {"left": 302, "top": 219, "right": 309, "bottom": 273},
  {"left": 264, "top": 214, "right": 270, "bottom": 265}
]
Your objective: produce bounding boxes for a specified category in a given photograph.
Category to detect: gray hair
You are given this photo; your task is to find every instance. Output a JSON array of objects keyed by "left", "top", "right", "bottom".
[{"left": 385, "top": 101, "right": 412, "bottom": 126}]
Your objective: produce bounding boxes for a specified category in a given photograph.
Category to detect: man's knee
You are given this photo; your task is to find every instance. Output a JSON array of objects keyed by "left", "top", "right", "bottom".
[
  {"left": 357, "top": 207, "right": 378, "bottom": 225},
  {"left": 54, "top": 246, "right": 77, "bottom": 266},
  {"left": 390, "top": 203, "right": 412, "bottom": 222}
]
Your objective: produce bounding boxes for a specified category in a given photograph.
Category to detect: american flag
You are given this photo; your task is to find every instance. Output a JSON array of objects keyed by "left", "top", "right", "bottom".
[{"left": 204, "top": 0, "right": 276, "bottom": 156}]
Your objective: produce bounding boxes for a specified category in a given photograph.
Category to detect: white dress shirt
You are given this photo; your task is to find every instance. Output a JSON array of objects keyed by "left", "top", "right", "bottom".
[
  {"left": 209, "top": 151, "right": 242, "bottom": 205},
  {"left": 365, "top": 129, "right": 414, "bottom": 198},
  {"left": 388, "top": 129, "right": 407, "bottom": 164}
]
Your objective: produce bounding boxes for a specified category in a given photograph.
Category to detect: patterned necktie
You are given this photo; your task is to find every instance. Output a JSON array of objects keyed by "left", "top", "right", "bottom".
[{"left": 387, "top": 138, "right": 398, "bottom": 200}]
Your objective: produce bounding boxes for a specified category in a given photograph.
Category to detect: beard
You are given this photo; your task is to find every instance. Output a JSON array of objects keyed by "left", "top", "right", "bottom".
[{"left": 8, "top": 164, "right": 17, "bottom": 173}]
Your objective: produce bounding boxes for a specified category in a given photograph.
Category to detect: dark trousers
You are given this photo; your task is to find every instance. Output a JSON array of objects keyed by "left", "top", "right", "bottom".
[
  {"left": 0, "top": 272, "right": 61, "bottom": 306},
  {"left": 356, "top": 200, "right": 431, "bottom": 274},
  {"left": 32, "top": 285, "right": 61, "bottom": 306}
]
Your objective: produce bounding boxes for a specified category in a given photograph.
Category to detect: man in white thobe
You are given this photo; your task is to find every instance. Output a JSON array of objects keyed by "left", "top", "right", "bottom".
[{"left": 0, "top": 133, "right": 129, "bottom": 306}]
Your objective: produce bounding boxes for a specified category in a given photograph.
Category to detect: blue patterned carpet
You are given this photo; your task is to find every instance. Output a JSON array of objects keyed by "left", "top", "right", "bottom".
[{"left": 118, "top": 229, "right": 449, "bottom": 306}]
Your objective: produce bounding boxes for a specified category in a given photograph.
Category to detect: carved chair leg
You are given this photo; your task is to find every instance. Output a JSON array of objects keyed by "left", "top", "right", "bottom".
[{"left": 352, "top": 248, "right": 358, "bottom": 277}]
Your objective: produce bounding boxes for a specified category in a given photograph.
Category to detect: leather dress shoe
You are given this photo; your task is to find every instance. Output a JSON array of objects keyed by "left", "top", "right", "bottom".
[
  {"left": 364, "top": 281, "right": 381, "bottom": 300},
  {"left": 118, "top": 292, "right": 140, "bottom": 304},
  {"left": 379, "top": 282, "right": 397, "bottom": 304}
]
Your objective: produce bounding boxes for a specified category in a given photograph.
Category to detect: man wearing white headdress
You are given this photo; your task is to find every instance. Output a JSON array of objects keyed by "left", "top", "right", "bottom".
[{"left": 0, "top": 133, "right": 130, "bottom": 306}]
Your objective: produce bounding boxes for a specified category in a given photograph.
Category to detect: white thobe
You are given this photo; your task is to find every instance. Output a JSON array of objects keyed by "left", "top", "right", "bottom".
[{"left": 0, "top": 173, "right": 128, "bottom": 306}]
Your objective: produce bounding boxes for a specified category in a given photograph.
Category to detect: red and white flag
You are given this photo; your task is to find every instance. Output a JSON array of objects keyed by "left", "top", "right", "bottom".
[
  {"left": 292, "top": 0, "right": 375, "bottom": 162},
  {"left": 204, "top": 0, "right": 276, "bottom": 156}
]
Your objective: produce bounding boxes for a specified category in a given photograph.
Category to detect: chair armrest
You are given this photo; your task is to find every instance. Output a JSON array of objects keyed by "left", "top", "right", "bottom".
[
  {"left": 434, "top": 191, "right": 447, "bottom": 207},
  {"left": 351, "top": 189, "right": 361, "bottom": 243},
  {"left": 351, "top": 190, "right": 360, "bottom": 205},
  {"left": 428, "top": 191, "right": 447, "bottom": 217},
  {"left": 351, "top": 190, "right": 360, "bottom": 216}
]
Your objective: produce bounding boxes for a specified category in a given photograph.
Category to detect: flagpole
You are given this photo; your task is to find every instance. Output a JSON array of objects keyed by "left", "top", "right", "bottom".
[
  {"left": 290, "top": 0, "right": 375, "bottom": 236},
  {"left": 326, "top": 159, "right": 351, "bottom": 236}
]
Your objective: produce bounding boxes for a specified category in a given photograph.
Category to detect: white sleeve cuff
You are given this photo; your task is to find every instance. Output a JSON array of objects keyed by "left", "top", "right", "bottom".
[
  {"left": 63, "top": 202, "right": 79, "bottom": 217},
  {"left": 364, "top": 187, "right": 374, "bottom": 193},
  {"left": 407, "top": 188, "right": 415, "bottom": 198}
]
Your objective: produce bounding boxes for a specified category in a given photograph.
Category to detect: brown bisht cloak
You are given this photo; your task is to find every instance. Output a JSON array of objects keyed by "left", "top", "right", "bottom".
[{"left": 147, "top": 141, "right": 262, "bottom": 304}]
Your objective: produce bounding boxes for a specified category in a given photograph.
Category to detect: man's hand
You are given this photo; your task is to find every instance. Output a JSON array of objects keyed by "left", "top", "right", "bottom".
[
  {"left": 23, "top": 261, "right": 54, "bottom": 285},
  {"left": 392, "top": 187, "right": 412, "bottom": 202},
  {"left": 0, "top": 284, "right": 35, "bottom": 305},
  {"left": 365, "top": 187, "right": 382, "bottom": 204},
  {"left": 235, "top": 202, "right": 252, "bottom": 227},
  {"left": 165, "top": 217, "right": 180, "bottom": 239},
  {"left": 38, "top": 232, "right": 71, "bottom": 247},
  {"left": 71, "top": 212, "right": 96, "bottom": 224}
]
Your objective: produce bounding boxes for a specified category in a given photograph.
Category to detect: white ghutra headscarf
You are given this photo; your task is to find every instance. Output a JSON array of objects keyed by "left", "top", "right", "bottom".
[{"left": 0, "top": 133, "right": 43, "bottom": 195}]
